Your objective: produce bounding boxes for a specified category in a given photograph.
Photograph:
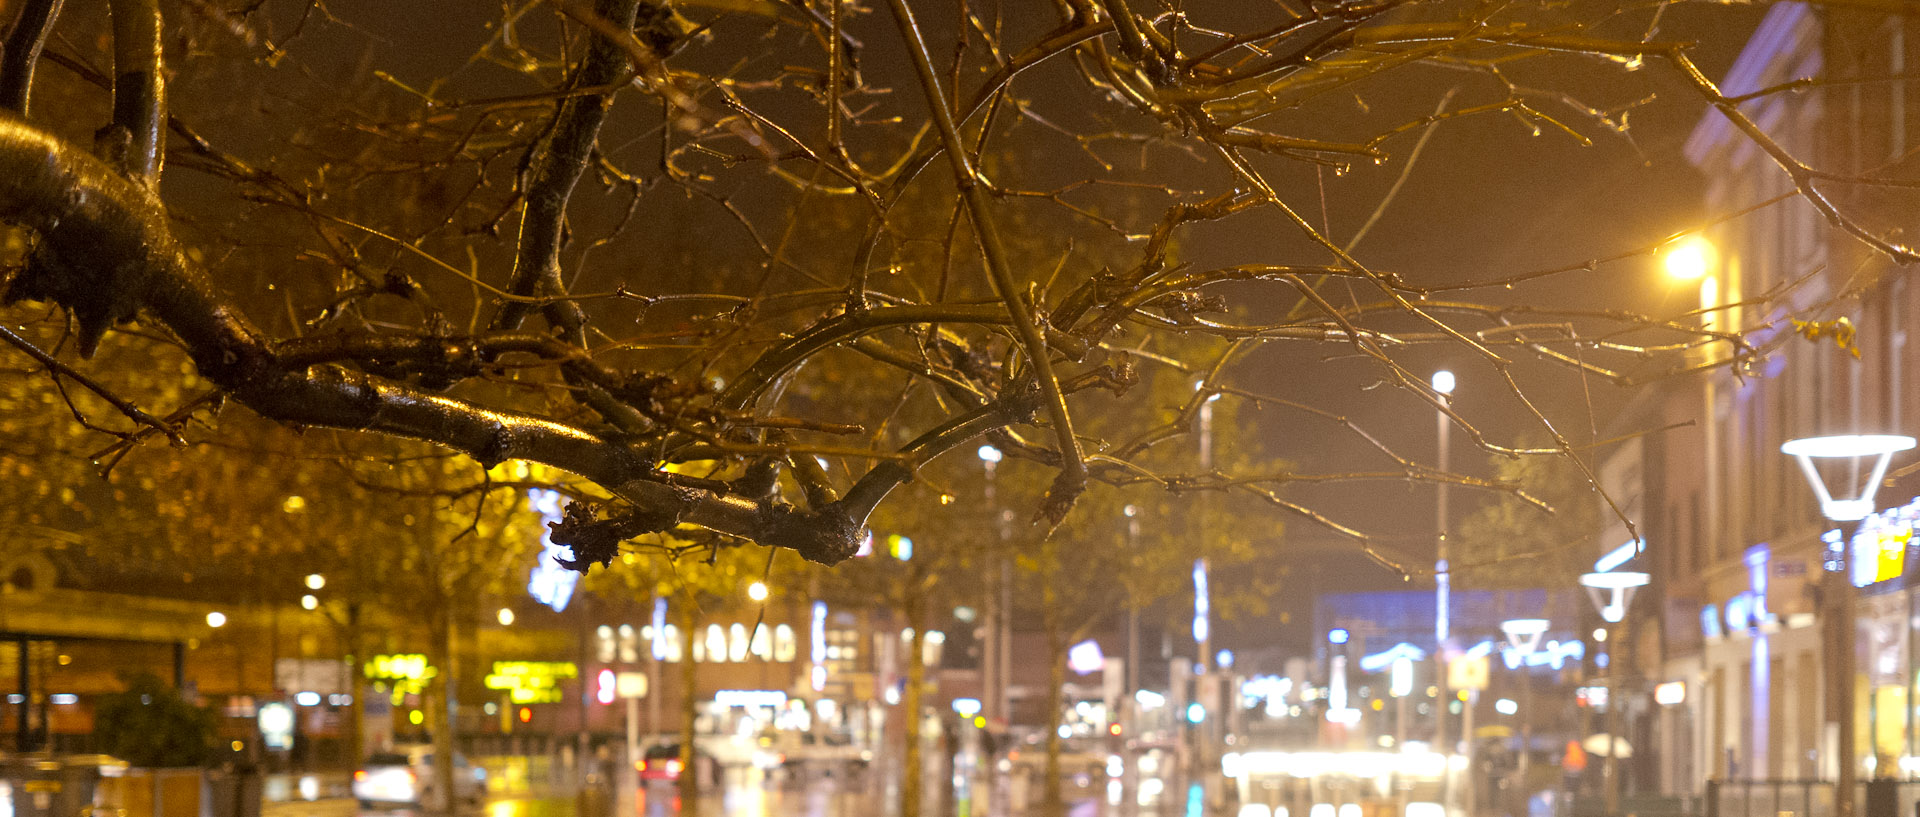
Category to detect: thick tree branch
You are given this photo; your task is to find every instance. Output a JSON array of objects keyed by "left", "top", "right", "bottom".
[
  {"left": 107, "top": 0, "right": 164, "bottom": 182},
  {"left": 0, "top": 0, "right": 63, "bottom": 115},
  {"left": 0, "top": 119, "right": 871, "bottom": 565},
  {"left": 491, "top": 0, "right": 642, "bottom": 334},
  {"left": 886, "top": 0, "right": 1089, "bottom": 527}
]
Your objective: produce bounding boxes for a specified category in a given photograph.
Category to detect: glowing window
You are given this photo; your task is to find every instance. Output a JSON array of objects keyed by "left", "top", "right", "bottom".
[
  {"left": 707, "top": 625, "right": 728, "bottom": 663},
  {"left": 751, "top": 624, "right": 772, "bottom": 660},
  {"left": 662, "top": 624, "right": 682, "bottom": 662},
  {"left": 774, "top": 625, "right": 797, "bottom": 662},
  {"left": 729, "top": 623, "right": 750, "bottom": 662}
]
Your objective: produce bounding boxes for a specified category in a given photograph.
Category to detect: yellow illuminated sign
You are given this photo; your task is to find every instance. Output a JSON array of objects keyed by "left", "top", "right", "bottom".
[
  {"left": 485, "top": 661, "right": 578, "bottom": 705},
  {"left": 365, "top": 654, "right": 436, "bottom": 698},
  {"left": 365, "top": 654, "right": 433, "bottom": 680}
]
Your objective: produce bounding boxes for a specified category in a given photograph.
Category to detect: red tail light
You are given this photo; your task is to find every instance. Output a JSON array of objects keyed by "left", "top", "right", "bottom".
[{"left": 636, "top": 760, "right": 647, "bottom": 772}]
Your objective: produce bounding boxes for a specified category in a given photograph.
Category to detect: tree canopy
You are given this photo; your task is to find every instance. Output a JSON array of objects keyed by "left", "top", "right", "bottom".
[{"left": 1, "top": 0, "right": 1913, "bottom": 577}]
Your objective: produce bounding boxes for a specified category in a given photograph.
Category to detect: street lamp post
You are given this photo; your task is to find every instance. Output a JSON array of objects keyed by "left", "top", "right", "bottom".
[
  {"left": 1432, "top": 370, "right": 1455, "bottom": 791},
  {"left": 977, "top": 443, "right": 1006, "bottom": 735},
  {"left": 1193, "top": 384, "right": 1220, "bottom": 809},
  {"left": 1578, "top": 570, "right": 1649, "bottom": 816},
  {"left": 1782, "top": 433, "right": 1916, "bottom": 817},
  {"left": 1501, "top": 618, "right": 1549, "bottom": 816}
]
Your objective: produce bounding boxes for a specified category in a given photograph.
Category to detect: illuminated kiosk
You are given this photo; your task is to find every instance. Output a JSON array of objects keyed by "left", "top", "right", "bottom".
[{"left": 1781, "top": 433, "right": 1915, "bottom": 817}]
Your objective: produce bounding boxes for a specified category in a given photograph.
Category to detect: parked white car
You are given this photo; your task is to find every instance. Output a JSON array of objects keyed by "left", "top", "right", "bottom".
[{"left": 352, "top": 746, "right": 487, "bottom": 809}]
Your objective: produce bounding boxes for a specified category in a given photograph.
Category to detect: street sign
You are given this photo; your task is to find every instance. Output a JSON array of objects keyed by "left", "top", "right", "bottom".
[
  {"left": 275, "top": 658, "right": 349, "bottom": 695},
  {"left": 1448, "top": 655, "right": 1489, "bottom": 691}
]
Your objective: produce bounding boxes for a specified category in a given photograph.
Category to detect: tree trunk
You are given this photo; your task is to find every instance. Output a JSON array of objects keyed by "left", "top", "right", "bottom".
[
  {"left": 902, "top": 587, "right": 927, "bottom": 817},
  {"left": 1042, "top": 540, "right": 1065, "bottom": 817},
  {"left": 428, "top": 601, "right": 458, "bottom": 813},
  {"left": 346, "top": 601, "right": 364, "bottom": 763},
  {"left": 677, "top": 598, "right": 700, "bottom": 805}
]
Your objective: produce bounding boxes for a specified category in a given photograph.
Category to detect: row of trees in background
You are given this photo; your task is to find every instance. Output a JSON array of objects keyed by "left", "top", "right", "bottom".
[
  {"left": 4, "top": 0, "right": 1919, "bottom": 811},
  {"left": 6, "top": 0, "right": 1908, "bottom": 582}
]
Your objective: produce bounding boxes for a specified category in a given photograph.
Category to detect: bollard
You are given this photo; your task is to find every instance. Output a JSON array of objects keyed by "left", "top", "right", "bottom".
[{"left": 575, "top": 773, "right": 611, "bottom": 817}]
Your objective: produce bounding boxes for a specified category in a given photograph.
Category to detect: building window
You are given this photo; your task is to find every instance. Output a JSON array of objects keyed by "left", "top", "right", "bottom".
[
  {"left": 774, "top": 625, "right": 797, "bottom": 662},
  {"left": 662, "top": 624, "right": 683, "bottom": 662},
  {"left": 595, "top": 625, "right": 616, "bottom": 663},
  {"left": 729, "top": 623, "right": 750, "bottom": 662},
  {"left": 707, "top": 624, "right": 728, "bottom": 663},
  {"left": 751, "top": 624, "right": 772, "bottom": 660},
  {"left": 618, "top": 624, "right": 638, "bottom": 663}
]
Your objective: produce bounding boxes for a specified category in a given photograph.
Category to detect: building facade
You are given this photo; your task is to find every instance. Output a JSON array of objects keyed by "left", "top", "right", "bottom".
[{"left": 1630, "top": 1, "right": 1920, "bottom": 795}]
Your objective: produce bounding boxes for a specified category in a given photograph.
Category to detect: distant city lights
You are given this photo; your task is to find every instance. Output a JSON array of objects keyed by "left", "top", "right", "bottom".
[{"left": 1068, "top": 640, "right": 1106, "bottom": 675}]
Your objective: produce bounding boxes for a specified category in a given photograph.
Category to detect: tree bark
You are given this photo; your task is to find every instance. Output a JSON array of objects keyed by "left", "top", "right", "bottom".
[
  {"left": 428, "top": 600, "right": 457, "bottom": 813},
  {"left": 676, "top": 598, "right": 700, "bottom": 805},
  {"left": 902, "top": 587, "right": 926, "bottom": 817},
  {"left": 1042, "top": 539, "right": 1065, "bottom": 817},
  {"left": 346, "top": 601, "right": 365, "bottom": 763}
]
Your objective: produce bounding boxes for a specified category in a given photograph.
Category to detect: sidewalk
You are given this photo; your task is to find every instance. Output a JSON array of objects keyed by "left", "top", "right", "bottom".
[{"left": 261, "top": 772, "right": 353, "bottom": 817}]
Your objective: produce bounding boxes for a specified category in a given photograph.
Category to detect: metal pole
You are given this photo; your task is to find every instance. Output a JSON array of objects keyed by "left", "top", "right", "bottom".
[
  {"left": 1435, "top": 393, "right": 1453, "bottom": 810},
  {"left": 648, "top": 598, "right": 661, "bottom": 743},
  {"left": 980, "top": 453, "right": 1006, "bottom": 817},
  {"left": 1831, "top": 522, "right": 1859, "bottom": 817},
  {"left": 1517, "top": 667, "right": 1531, "bottom": 817},
  {"left": 1198, "top": 397, "right": 1213, "bottom": 673},
  {"left": 998, "top": 553, "right": 1010, "bottom": 729},
  {"left": 1197, "top": 396, "right": 1215, "bottom": 809},
  {"left": 1461, "top": 690, "right": 1477, "bottom": 813},
  {"left": 1126, "top": 510, "right": 1141, "bottom": 701},
  {"left": 16, "top": 635, "right": 28, "bottom": 751},
  {"left": 1605, "top": 634, "right": 1619, "bottom": 816}
]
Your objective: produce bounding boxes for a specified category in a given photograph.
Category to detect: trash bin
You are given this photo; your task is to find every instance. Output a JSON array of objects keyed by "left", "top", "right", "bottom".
[
  {"left": 204, "top": 766, "right": 262, "bottom": 817},
  {"left": 1867, "top": 778, "right": 1898, "bottom": 817},
  {"left": 0, "top": 754, "right": 111, "bottom": 817}
]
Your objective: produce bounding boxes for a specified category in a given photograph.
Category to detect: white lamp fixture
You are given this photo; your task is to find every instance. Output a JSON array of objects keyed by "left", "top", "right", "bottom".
[
  {"left": 1431, "top": 370, "right": 1456, "bottom": 395},
  {"left": 1578, "top": 572, "right": 1650, "bottom": 624},
  {"left": 1781, "top": 435, "right": 1916, "bottom": 521},
  {"left": 1500, "top": 619, "right": 1549, "bottom": 657}
]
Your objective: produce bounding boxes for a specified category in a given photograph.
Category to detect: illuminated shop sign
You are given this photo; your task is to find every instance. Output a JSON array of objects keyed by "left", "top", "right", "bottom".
[
  {"left": 1700, "top": 604, "right": 1723, "bottom": 640},
  {"left": 527, "top": 489, "right": 580, "bottom": 611},
  {"left": 1068, "top": 640, "right": 1105, "bottom": 675},
  {"left": 1654, "top": 681, "right": 1686, "bottom": 706},
  {"left": 714, "top": 689, "right": 786, "bottom": 708},
  {"left": 485, "top": 661, "right": 578, "bottom": 704},
  {"left": 1844, "top": 495, "right": 1920, "bottom": 588},
  {"left": 258, "top": 702, "right": 295, "bottom": 750},
  {"left": 1358, "top": 642, "right": 1427, "bottom": 673},
  {"left": 365, "top": 654, "right": 436, "bottom": 697}
]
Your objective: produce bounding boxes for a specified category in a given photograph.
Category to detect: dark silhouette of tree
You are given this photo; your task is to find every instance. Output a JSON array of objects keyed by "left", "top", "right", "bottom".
[
  {"left": 93, "top": 673, "right": 217, "bottom": 767},
  {"left": 0, "top": 0, "right": 1914, "bottom": 581}
]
